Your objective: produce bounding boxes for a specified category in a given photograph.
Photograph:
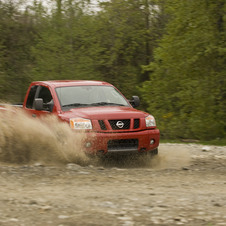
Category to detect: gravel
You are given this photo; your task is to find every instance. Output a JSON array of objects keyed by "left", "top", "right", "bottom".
[{"left": 0, "top": 143, "right": 226, "bottom": 225}]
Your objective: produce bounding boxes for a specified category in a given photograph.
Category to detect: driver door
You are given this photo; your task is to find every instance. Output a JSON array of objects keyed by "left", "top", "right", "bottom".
[{"left": 25, "top": 85, "right": 54, "bottom": 118}]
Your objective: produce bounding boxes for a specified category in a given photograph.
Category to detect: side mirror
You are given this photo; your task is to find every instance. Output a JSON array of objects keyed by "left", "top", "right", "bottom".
[
  {"left": 46, "top": 99, "right": 54, "bottom": 112},
  {"left": 34, "top": 98, "right": 43, "bottom": 111},
  {"left": 129, "top": 96, "right": 140, "bottom": 108}
]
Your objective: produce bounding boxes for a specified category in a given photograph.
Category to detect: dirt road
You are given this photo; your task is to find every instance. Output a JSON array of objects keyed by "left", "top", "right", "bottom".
[{"left": 0, "top": 143, "right": 226, "bottom": 226}]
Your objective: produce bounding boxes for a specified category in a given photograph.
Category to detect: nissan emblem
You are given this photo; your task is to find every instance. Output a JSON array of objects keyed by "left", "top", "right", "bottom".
[{"left": 116, "top": 121, "right": 124, "bottom": 128}]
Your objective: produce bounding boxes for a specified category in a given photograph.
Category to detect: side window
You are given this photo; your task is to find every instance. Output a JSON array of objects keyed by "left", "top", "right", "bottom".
[
  {"left": 38, "top": 86, "right": 53, "bottom": 111},
  {"left": 26, "top": 85, "right": 38, "bottom": 109}
]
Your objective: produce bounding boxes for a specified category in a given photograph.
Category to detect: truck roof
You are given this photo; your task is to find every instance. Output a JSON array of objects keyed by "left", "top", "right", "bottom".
[{"left": 31, "top": 80, "right": 112, "bottom": 88}]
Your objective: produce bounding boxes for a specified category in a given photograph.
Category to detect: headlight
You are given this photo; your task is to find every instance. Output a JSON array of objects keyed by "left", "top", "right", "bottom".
[
  {"left": 70, "top": 118, "right": 92, "bottom": 129},
  {"left": 145, "top": 115, "right": 156, "bottom": 127}
]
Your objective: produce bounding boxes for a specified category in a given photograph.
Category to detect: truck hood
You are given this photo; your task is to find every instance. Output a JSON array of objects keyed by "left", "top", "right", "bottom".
[{"left": 59, "top": 106, "right": 149, "bottom": 120}]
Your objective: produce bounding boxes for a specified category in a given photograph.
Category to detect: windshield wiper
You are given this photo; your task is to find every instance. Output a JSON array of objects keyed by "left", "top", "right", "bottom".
[
  {"left": 62, "top": 102, "right": 127, "bottom": 108},
  {"left": 91, "top": 102, "right": 126, "bottom": 106},
  {"left": 61, "top": 103, "right": 90, "bottom": 107}
]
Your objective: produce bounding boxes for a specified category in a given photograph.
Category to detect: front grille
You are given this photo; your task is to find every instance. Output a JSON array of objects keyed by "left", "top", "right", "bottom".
[
  {"left": 107, "top": 139, "right": 139, "bottom": 150},
  {"left": 108, "top": 119, "right": 130, "bottom": 130},
  {"left": 134, "top": 119, "right": 140, "bottom": 129},
  {"left": 98, "top": 120, "right": 107, "bottom": 130}
]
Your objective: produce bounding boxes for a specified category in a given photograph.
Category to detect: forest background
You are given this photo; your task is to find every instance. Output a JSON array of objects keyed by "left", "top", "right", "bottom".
[{"left": 0, "top": 0, "right": 226, "bottom": 141}]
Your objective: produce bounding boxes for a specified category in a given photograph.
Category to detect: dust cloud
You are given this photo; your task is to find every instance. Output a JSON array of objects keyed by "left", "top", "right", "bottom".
[
  {"left": 96, "top": 145, "right": 191, "bottom": 169},
  {"left": 151, "top": 144, "right": 191, "bottom": 169},
  {"left": 0, "top": 107, "right": 90, "bottom": 165},
  {"left": 0, "top": 107, "right": 190, "bottom": 169}
]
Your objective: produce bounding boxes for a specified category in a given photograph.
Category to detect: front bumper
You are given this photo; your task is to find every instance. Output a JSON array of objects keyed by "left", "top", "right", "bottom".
[{"left": 83, "top": 129, "right": 160, "bottom": 155}]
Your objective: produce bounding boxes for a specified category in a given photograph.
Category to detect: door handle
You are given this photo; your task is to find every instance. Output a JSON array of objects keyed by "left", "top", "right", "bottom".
[{"left": 32, "top": 114, "right": 37, "bottom": 118}]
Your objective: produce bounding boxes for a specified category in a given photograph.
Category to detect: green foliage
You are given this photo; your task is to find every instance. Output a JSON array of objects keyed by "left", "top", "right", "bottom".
[
  {"left": 0, "top": 0, "right": 36, "bottom": 101},
  {"left": 94, "top": 0, "right": 168, "bottom": 98},
  {"left": 0, "top": 0, "right": 167, "bottom": 101},
  {"left": 3, "top": 0, "right": 225, "bottom": 141},
  {"left": 31, "top": 0, "right": 100, "bottom": 81},
  {"left": 141, "top": 0, "right": 226, "bottom": 140},
  {"left": 30, "top": 0, "right": 167, "bottom": 99}
]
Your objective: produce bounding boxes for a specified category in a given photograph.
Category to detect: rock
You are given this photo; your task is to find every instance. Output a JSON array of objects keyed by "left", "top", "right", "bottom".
[
  {"left": 117, "top": 216, "right": 133, "bottom": 221},
  {"left": 36, "top": 198, "right": 46, "bottom": 203},
  {"left": 106, "top": 211, "right": 118, "bottom": 215},
  {"left": 58, "top": 215, "right": 70, "bottom": 219},
  {"left": 29, "top": 200, "right": 38, "bottom": 205},
  {"left": 9, "top": 218, "right": 19, "bottom": 222},
  {"left": 202, "top": 146, "right": 211, "bottom": 152},
  {"left": 150, "top": 217, "right": 160, "bottom": 224},
  {"left": 34, "top": 163, "right": 44, "bottom": 167},
  {"left": 213, "top": 214, "right": 221, "bottom": 218},
  {"left": 145, "top": 209, "right": 153, "bottom": 212},
  {"left": 112, "top": 167, "right": 125, "bottom": 171},
  {"left": 66, "top": 163, "right": 82, "bottom": 170},
  {"left": 214, "top": 203, "right": 222, "bottom": 207},
  {"left": 122, "top": 221, "right": 134, "bottom": 226},
  {"left": 152, "top": 212, "right": 161, "bottom": 216},
  {"left": 182, "top": 167, "right": 189, "bottom": 170},
  {"left": 194, "top": 216, "right": 207, "bottom": 221},
  {"left": 97, "top": 167, "right": 105, "bottom": 170},
  {"left": 22, "top": 165, "right": 29, "bottom": 168},
  {"left": 41, "top": 206, "right": 52, "bottom": 211},
  {"left": 101, "top": 201, "right": 115, "bottom": 208},
  {"left": 174, "top": 217, "right": 182, "bottom": 221},
  {"left": 78, "top": 171, "right": 90, "bottom": 174},
  {"left": 198, "top": 212, "right": 205, "bottom": 215},
  {"left": 158, "top": 205, "right": 169, "bottom": 208},
  {"left": 181, "top": 218, "right": 188, "bottom": 223}
]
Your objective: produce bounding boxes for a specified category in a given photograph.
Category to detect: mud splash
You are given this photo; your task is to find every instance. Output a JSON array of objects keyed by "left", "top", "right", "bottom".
[
  {"left": 97, "top": 145, "right": 191, "bottom": 169},
  {"left": 0, "top": 107, "right": 90, "bottom": 165},
  {"left": 151, "top": 144, "right": 191, "bottom": 169},
  {"left": 0, "top": 107, "right": 190, "bottom": 168}
]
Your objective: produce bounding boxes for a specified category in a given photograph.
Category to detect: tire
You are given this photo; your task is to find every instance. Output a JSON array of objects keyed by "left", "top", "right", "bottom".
[{"left": 148, "top": 148, "right": 158, "bottom": 157}]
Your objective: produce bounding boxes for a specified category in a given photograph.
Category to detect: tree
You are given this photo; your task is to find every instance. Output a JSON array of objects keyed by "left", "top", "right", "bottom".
[
  {"left": 0, "top": 0, "right": 168, "bottom": 105},
  {"left": 141, "top": 0, "right": 226, "bottom": 140},
  {"left": 90, "top": 0, "right": 168, "bottom": 98},
  {"left": 0, "top": 0, "right": 36, "bottom": 102},
  {"left": 31, "top": 0, "right": 99, "bottom": 82}
]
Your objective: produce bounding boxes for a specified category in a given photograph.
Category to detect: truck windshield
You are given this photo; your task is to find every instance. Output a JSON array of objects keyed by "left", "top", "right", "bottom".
[{"left": 55, "top": 85, "right": 130, "bottom": 110}]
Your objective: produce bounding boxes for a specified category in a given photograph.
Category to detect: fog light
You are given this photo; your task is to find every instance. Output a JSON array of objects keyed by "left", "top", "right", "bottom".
[
  {"left": 140, "top": 148, "right": 146, "bottom": 152},
  {"left": 150, "top": 139, "right": 155, "bottom": 145},
  {"left": 85, "top": 142, "right": 92, "bottom": 148}
]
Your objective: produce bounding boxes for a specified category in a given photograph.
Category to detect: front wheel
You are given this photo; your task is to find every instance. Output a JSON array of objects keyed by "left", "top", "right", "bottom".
[{"left": 148, "top": 148, "right": 158, "bottom": 157}]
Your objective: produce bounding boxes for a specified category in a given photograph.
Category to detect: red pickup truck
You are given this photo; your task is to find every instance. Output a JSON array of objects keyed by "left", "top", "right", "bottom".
[{"left": 0, "top": 80, "right": 160, "bottom": 156}]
